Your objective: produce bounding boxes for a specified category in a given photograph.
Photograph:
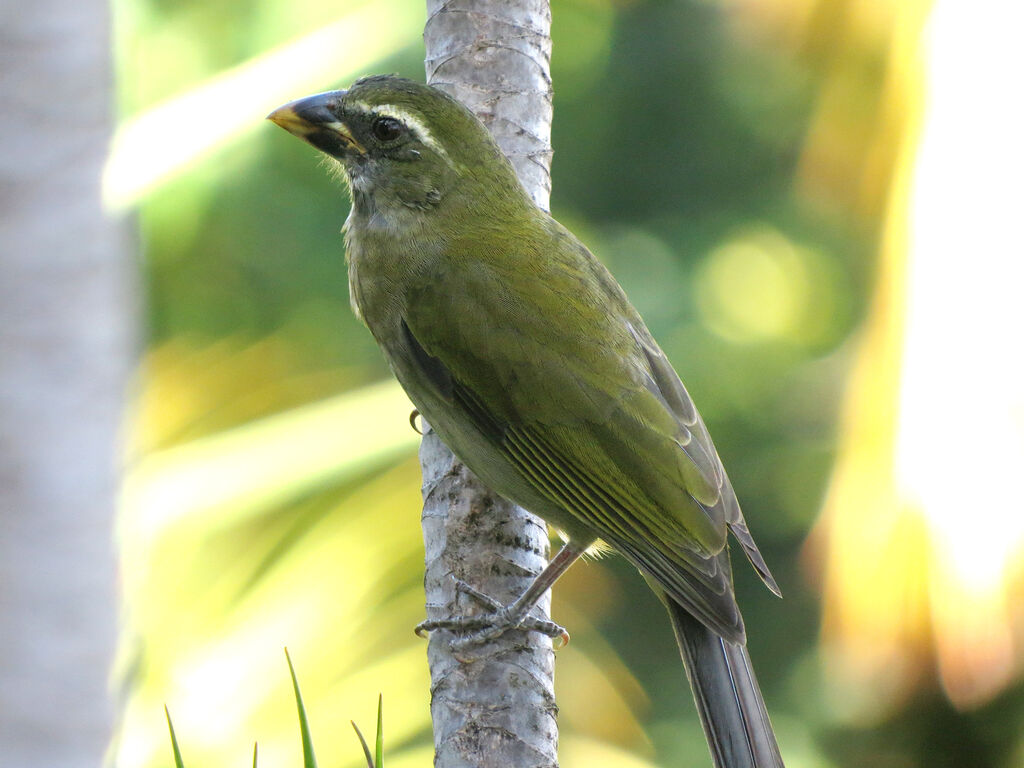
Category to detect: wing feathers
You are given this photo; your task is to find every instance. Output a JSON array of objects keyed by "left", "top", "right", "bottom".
[
  {"left": 399, "top": 294, "right": 772, "bottom": 640},
  {"left": 513, "top": 425, "right": 744, "bottom": 642},
  {"left": 442, "top": 365, "right": 745, "bottom": 639},
  {"left": 401, "top": 319, "right": 454, "bottom": 401}
]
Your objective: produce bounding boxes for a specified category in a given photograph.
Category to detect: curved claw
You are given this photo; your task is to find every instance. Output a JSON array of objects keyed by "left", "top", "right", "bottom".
[
  {"left": 409, "top": 409, "right": 422, "bottom": 434},
  {"left": 520, "top": 617, "right": 568, "bottom": 643}
]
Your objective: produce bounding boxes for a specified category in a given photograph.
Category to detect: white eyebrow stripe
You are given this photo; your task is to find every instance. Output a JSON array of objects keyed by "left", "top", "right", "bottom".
[{"left": 347, "top": 100, "right": 451, "bottom": 162}]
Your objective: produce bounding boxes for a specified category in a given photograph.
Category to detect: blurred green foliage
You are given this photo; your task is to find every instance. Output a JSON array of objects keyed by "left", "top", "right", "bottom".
[{"left": 111, "top": 1, "right": 1024, "bottom": 767}]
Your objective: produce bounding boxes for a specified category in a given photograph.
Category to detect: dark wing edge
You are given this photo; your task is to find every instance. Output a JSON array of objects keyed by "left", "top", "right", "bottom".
[
  {"left": 723, "top": 480, "right": 782, "bottom": 598},
  {"left": 628, "top": 321, "right": 781, "bottom": 598}
]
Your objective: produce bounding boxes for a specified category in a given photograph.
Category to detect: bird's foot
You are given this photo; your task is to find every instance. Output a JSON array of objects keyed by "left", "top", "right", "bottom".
[{"left": 415, "top": 578, "right": 569, "bottom": 651}]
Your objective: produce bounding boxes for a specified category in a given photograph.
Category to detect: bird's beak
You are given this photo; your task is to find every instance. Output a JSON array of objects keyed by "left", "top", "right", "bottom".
[{"left": 266, "top": 90, "right": 366, "bottom": 158}]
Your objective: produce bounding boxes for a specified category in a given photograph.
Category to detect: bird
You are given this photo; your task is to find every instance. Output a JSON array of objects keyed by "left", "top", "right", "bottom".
[{"left": 268, "top": 75, "right": 785, "bottom": 768}]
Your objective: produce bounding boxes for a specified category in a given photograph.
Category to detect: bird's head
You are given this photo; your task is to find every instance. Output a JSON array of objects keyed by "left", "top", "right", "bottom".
[{"left": 268, "top": 75, "right": 528, "bottom": 222}]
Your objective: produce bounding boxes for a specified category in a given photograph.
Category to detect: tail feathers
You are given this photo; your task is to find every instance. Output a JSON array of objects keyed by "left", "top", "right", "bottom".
[{"left": 666, "top": 599, "right": 784, "bottom": 768}]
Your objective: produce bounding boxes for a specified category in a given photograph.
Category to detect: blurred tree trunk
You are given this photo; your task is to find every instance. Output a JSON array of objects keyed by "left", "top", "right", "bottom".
[
  {"left": 419, "top": 1, "right": 558, "bottom": 766},
  {"left": 0, "top": 0, "right": 132, "bottom": 765}
]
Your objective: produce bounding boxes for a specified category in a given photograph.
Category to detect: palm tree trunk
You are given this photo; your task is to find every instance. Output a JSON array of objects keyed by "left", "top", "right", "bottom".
[
  {"left": 0, "top": 1, "right": 133, "bottom": 764},
  {"left": 419, "top": 1, "right": 558, "bottom": 765}
]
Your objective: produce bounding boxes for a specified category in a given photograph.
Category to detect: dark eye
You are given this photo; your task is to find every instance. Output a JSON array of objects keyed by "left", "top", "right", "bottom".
[{"left": 372, "top": 116, "right": 404, "bottom": 142}]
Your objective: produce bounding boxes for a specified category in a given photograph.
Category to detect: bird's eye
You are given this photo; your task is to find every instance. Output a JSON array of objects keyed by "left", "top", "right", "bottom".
[{"left": 372, "top": 116, "right": 404, "bottom": 142}]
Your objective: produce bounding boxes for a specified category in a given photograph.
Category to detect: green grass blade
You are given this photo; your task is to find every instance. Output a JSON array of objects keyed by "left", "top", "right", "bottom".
[
  {"left": 164, "top": 705, "right": 186, "bottom": 768},
  {"left": 285, "top": 648, "right": 318, "bottom": 768},
  {"left": 375, "top": 694, "right": 383, "bottom": 768},
  {"left": 252, "top": 742, "right": 258, "bottom": 768},
  {"left": 350, "top": 720, "right": 374, "bottom": 768}
]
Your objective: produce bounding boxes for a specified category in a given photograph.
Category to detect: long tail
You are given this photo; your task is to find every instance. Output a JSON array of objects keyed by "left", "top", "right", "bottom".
[{"left": 666, "top": 598, "right": 784, "bottom": 768}]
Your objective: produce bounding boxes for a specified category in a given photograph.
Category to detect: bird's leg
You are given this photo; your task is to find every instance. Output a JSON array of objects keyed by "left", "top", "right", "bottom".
[{"left": 416, "top": 541, "right": 587, "bottom": 650}]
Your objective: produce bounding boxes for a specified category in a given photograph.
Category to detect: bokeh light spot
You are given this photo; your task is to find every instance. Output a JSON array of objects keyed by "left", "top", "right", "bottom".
[{"left": 696, "top": 225, "right": 819, "bottom": 344}]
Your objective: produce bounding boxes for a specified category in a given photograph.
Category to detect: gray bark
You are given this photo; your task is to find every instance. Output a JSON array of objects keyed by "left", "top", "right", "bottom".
[
  {"left": 0, "top": 1, "right": 131, "bottom": 765},
  {"left": 420, "top": 1, "right": 557, "bottom": 766}
]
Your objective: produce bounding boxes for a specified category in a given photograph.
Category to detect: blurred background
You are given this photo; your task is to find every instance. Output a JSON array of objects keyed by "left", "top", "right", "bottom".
[{"left": 2, "top": 0, "right": 1023, "bottom": 766}]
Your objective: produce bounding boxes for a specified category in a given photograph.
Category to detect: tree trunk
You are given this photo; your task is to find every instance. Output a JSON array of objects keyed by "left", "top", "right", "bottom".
[
  {"left": 0, "top": 1, "right": 132, "bottom": 765},
  {"left": 419, "top": 1, "right": 557, "bottom": 766}
]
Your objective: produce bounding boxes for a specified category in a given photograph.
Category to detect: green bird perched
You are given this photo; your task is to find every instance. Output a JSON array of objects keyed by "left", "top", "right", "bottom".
[{"left": 269, "top": 76, "right": 785, "bottom": 768}]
